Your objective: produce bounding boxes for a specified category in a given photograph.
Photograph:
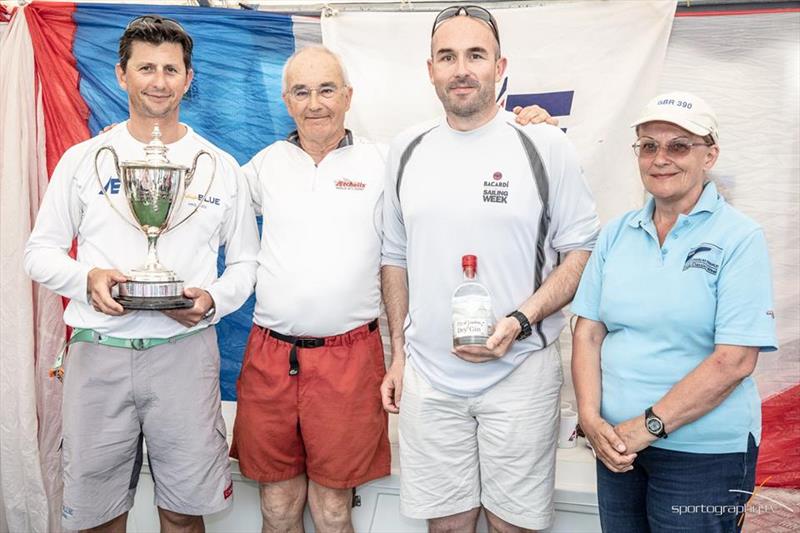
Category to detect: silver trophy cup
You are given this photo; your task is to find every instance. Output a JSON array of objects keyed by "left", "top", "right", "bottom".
[{"left": 95, "top": 125, "right": 216, "bottom": 310}]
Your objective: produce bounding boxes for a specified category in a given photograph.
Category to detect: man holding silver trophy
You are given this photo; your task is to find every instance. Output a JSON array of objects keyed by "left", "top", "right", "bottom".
[{"left": 24, "top": 16, "right": 259, "bottom": 532}]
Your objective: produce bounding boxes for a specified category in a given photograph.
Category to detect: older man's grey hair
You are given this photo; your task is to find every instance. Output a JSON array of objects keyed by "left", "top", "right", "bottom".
[{"left": 281, "top": 45, "right": 351, "bottom": 93}]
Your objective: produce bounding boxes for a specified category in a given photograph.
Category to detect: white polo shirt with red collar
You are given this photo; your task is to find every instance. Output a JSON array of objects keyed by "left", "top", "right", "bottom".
[{"left": 243, "top": 131, "right": 386, "bottom": 337}]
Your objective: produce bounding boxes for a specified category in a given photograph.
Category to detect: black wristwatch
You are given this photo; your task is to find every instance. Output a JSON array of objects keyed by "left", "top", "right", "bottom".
[
  {"left": 644, "top": 406, "right": 668, "bottom": 439},
  {"left": 506, "top": 310, "right": 532, "bottom": 340}
]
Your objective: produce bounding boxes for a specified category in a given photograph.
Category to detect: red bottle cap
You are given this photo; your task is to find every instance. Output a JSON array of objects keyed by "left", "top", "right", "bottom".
[{"left": 462, "top": 255, "right": 477, "bottom": 271}]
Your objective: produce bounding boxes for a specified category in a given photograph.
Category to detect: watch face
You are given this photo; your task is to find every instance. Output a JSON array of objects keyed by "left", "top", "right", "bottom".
[{"left": 646, "top": 417, "right": 663, "bottom": 434}]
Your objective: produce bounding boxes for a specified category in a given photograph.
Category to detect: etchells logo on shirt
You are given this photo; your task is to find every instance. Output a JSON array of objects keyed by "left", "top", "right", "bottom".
[
  {"left": 335, "top": 178, "right": 366, "bottom": 191},
  {"left": 683, "top": 242, "right": 723, "bottom": 275},
  {"left": 483, "top": 171, "right": 509, "bottom": 204}
]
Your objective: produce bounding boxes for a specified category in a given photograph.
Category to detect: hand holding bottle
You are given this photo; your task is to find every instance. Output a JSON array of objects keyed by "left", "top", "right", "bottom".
[
  {"left": 452, "top": 254, "right": 522, "bottom": 363},
  {"left": 453, "top": 316, "right": 521, "bottom": 363}
]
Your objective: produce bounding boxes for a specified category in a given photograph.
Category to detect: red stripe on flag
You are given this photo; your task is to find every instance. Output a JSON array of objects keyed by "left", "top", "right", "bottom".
[
  {"left": 25, "top": 3, "right": 90, "bottom": 178},
  {"left": 756, "top": 384, "right": 800, "bottom": 488},
  {"left": 25, "top": 3, "right": 88, "bottom": 317}
]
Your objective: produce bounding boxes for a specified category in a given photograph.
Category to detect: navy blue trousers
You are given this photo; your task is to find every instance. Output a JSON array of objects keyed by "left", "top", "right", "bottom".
[{"left": 596, "top": 434, "right": 758, "bottom": 532}]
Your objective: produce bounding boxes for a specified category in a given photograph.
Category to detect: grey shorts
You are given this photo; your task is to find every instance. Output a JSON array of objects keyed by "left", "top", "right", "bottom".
[
  {"left": 60, "top": 327, "right": 232, "bottom": 530},
  {"left": 399, "top": 342, "right": 563, "bottom": 530}
]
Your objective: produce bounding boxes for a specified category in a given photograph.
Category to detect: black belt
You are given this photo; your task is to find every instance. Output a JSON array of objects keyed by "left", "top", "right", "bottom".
[{"left": 267, "top": 319, "right": 378, "bottom": 376}]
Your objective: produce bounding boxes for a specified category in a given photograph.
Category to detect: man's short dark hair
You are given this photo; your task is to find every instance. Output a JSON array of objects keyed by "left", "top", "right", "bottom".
[{"left": 119, "top": 15, "right": 193, "bottom": 72}]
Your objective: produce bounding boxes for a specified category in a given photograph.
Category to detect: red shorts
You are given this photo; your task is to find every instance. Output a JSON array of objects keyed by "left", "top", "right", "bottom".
[{"left": 230, "top": 320, "right": 391, "bottom": 489}]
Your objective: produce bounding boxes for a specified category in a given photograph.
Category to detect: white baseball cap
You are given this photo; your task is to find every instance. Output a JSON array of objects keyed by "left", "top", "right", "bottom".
[{"left": 631, "top": 92, "right": 719, "bottom": 144}]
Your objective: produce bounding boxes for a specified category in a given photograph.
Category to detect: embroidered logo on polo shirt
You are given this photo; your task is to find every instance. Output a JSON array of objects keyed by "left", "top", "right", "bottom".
[
  {"left": 483, "top": 170, "right": 509, "bottom": 204},
  {"left": 335, "top": 179, "right": 366, "bottom": 191},
  {"left": 683, "top": 242, "right": 723, "bottom": 275}
]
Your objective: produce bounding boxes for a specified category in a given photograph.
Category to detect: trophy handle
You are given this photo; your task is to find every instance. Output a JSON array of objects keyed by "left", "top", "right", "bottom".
[
  {"left": 164, "top": 150, "right": 217, "bottom": 234},
  {"left": 184, "top": 149, "right": 209, "bottom": 189},
  {"left": 94, "top": 146, "right": 141, "bottom": 233}
]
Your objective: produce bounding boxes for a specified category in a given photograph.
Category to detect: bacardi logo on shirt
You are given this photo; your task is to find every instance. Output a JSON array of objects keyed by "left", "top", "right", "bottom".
[
  {"left": 335, "top": 179, "right": 366, "bottom": 191},
  {"left": 483, "top": 171, "right": 509, "bottom": 204}
]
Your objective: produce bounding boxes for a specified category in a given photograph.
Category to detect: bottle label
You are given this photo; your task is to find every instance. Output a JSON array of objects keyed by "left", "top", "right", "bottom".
[
  {"left": 452, "top": 288, "right": 494, "bottom": 346},
  {"left": 453, "top": 318, "right": 492, "bottom": 339}
]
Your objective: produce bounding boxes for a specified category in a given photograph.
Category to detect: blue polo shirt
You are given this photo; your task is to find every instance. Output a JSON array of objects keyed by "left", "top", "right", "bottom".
[{"left": 572, "top": 182, "right": 777, "bottom": 454}]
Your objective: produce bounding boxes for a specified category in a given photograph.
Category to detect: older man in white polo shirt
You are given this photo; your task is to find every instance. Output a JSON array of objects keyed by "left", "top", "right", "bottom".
[{"left": 230, "top": 46, "right": 390, "bottom": 533}]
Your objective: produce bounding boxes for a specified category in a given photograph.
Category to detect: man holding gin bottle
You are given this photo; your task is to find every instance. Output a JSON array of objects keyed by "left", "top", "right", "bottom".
[{"left": 380, "top": 5, "right": 599, "bottom": 531}]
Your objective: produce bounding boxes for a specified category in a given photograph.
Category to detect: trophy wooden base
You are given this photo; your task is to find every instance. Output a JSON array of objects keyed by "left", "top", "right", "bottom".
[{"left": 115, "top": 295, "right": 194, "bottom": 310}]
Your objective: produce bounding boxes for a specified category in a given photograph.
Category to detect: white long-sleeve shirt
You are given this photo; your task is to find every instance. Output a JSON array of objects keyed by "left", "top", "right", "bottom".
[{"left": 24, "top": 122, "right": 259, "bottom": 338}]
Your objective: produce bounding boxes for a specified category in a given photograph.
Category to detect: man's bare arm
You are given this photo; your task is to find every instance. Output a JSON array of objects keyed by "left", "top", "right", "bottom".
[
  {"left": 382, "top": 265, "right": 408, "bottom": 360},
  {"left": 380, "top": 265, "right": 409, "bottom": 413},
  {"left": 520, "top": 249, "right": 590, "bottom": 324}
]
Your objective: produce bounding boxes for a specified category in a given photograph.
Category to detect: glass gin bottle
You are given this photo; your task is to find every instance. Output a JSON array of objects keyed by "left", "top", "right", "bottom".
[{"left": 452, "top": 255, "right": 495, "bottom": 347}]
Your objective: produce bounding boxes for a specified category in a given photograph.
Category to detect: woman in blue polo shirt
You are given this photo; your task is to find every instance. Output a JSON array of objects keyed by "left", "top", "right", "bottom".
[{"left": 571, "top": 92, "right": 777, "bottom": 533}]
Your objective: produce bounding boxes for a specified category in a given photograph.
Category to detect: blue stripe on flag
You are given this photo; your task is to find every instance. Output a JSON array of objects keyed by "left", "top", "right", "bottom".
[
  {"left": 506, "top": 91, "right": 574, "bottom": 118},
  {"left": 73, "top": 4, "right": 298, "bottom": 400}
]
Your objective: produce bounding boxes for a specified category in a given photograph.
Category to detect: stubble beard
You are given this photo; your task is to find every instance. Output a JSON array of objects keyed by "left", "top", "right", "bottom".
[
  {"left": 437, "top": 77, "right": 494, "bottom": 119},
  {"left": 135, "top": 93, "right": 177, "bottom": 121}
]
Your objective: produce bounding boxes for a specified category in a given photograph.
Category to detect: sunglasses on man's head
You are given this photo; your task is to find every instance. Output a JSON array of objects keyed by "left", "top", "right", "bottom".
[{"left": 431, "top": 5, "right": 500, "bottom": 43}]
